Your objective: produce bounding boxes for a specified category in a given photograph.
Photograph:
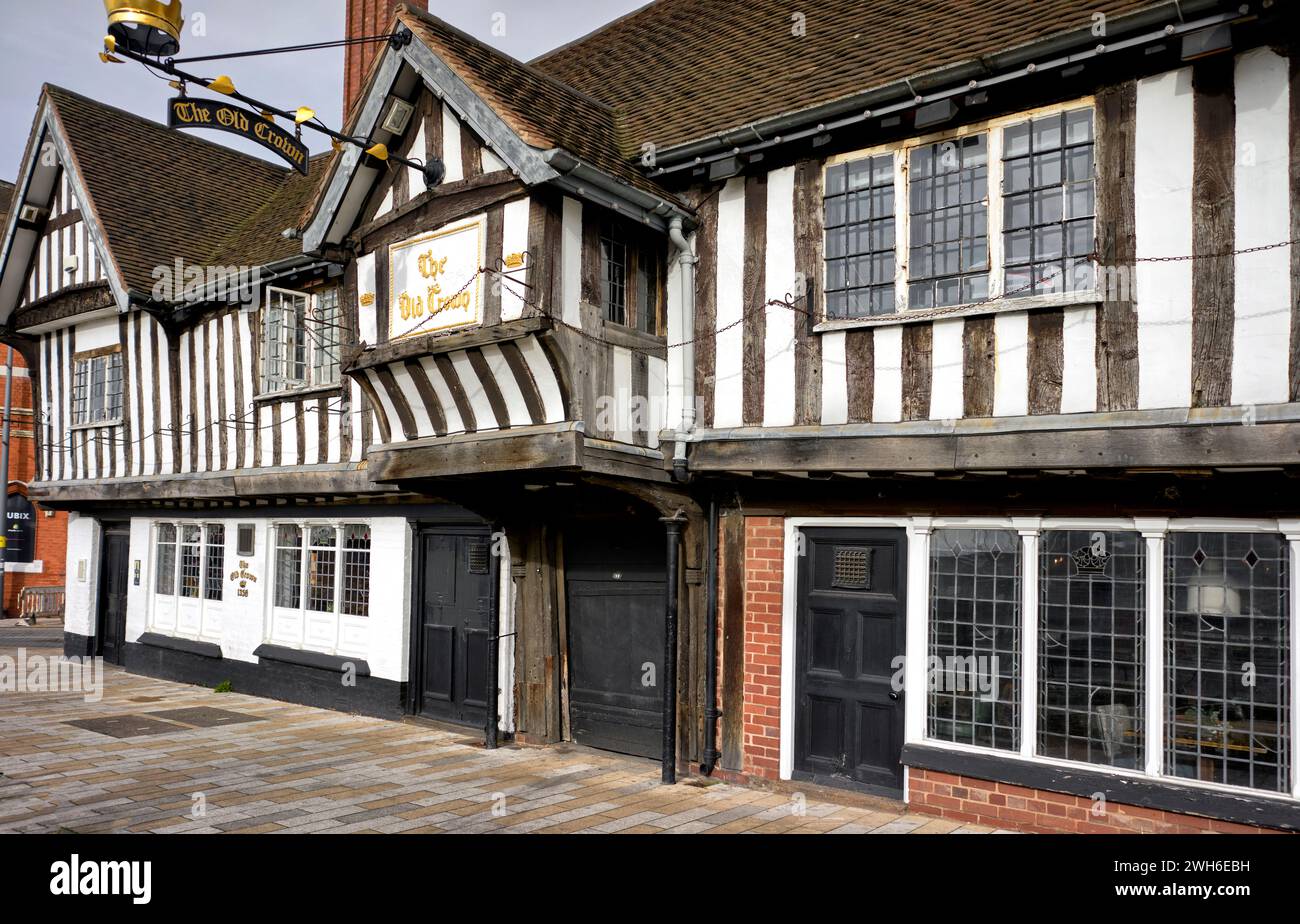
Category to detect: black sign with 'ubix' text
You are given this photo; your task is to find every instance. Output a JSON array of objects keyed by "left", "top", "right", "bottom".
[{"left": 167, "top": 97, "right": 309, "bottom": 175}]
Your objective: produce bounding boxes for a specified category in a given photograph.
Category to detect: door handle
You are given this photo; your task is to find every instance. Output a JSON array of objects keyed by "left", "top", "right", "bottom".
[{"left": 888, "top": 691, "right": 900, "bottom": 701}]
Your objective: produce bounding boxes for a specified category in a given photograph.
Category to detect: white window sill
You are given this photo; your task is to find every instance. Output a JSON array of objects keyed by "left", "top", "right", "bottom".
[
  {"left": 254, "top": 382, "right": 343, "bottom": 404},
  {"left": 68, "top": 418, "right": 122, "bottom": 432},
  {"left": 814, "top": 289, "right": 1105, "bottom": 332}
]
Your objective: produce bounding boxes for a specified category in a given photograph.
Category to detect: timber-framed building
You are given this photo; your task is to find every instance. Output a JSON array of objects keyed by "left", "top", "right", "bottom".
[{"left": 2, "top": 0, "right": 1299, "bottom": 833}]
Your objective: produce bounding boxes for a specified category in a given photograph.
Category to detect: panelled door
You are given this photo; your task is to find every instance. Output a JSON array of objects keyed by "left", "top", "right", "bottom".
[
  {"left": 96, "top": 528, "right": 131, "bottom": 666},
  {"left": 412, "top": 527, "right": 493, "bottom": 727},
  {"left": 794, "top": 528, "right": 907, "bottom": 795},
  {"left": 565, "top": 526, "right": 665, "bottom": 760}
]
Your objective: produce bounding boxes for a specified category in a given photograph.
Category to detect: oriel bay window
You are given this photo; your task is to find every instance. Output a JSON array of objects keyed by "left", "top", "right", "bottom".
[
  {"left": 820, "top": 101, "right": 1099, "bottom": 321},
  {"left": 270, "top": 522, "right": 372, "bottom": 656},
  {"left": 919, "top": 520, "right": 1297, "bottom": 799},
  {"left": 150, "top": 521, "right": 224, "bottom": 640}
]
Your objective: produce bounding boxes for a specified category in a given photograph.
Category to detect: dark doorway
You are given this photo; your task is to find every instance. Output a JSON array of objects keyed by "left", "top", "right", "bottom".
[
  {"left": 794, "top": 527, "right": 907, "bottom": 796},
  {"left": 410, "top": 526, "right": 494, "bottom": 727},
  {"left": 96, "top": 526, "right": 131, "bottom": 666},
  {"left": 565, "top": 524, "right": 666, "bottom": 760}
]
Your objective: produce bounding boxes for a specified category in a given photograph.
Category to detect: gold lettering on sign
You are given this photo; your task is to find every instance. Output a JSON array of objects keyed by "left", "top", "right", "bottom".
[
  {"left": 229, "top": 559, "right": 258, "bottom": 599},
  {"left": 171, "top": 100, "right": 213, "bottom": 125}
]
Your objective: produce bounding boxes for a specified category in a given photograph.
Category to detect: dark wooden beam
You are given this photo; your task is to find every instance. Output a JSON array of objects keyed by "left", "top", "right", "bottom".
[{"left": 689, "top": 422, "right": 1300, "bottom": 473}]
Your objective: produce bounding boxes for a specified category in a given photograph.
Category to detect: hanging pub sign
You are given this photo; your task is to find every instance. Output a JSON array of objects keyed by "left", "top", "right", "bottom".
[
  {"left": 167, "top": 97, "right": 310, "bottom": 175},
  {"left": 4, "top": 492, "right": 35, "bottom": 564},
  {"left": 388, "top": 215, "right": 487, "bottom": 340}
]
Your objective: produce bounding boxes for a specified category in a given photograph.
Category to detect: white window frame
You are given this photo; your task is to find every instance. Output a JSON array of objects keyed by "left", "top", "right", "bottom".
[
  {"left": 266, "top": 519, "right": 371, "bottom": 659},
  {"left": 71, "top": 348, "right": 124, "bottom": 427},
  {"left": 148, "top": 520, "right": 225, "bottom": 643},
  {"left": 779, "top": 516, "right": 1300, "bottom": 805},
  {"left": 818, "top": 97, "right": 1102, "bottom": 327},
  {"left": 261, "top": 286, "right": 341, "bottom": 393}
]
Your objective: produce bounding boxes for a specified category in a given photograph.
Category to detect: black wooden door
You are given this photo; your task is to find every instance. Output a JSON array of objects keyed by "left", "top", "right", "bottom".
[
  {"left": 565, "top": 526, "right": 665, "bottom": 760},
  {"left": 795, "top": 528, "right": 907, "bottom": 795},
  {"left": 413, "top": 527, "right": 493, "bottom": 727},
  {"left": 96, "top": 530, "right": 131, "bottom": 666}
]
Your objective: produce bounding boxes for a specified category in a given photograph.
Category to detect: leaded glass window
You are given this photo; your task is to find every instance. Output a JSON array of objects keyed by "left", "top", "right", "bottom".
[
  {"left": 155, "top": 523, "right": 176, "bottom": 595},
  {"left": 824, "top": 154, "right": 896, "bottom": 318},
  {"left": 928, "top": 528, "right": 1021, "bottom": 750},
  {"left": 1039, "top": 530, "right": 1144, "bottom": 768},
  {"left": 72, "top": 351, "right": 124, "bottom": 425},
  {"left": 274, "top": 524, "right": 303, "bottom": 609},
  {"left": 908, "top": 135, "right": 989, "bottom": 308},
  {"left": 1002, "top": 108, "right": 1095, "bottom": 296},
  {"left": 1166, "top": 532, "right": 1290, "bottom": 793},
  {"left": 341, "top": 524, "right": 371, "bottom": 617},
  {"left": 204, "top": 524, "right": 225, "bottom": 602},
  {"left": 307, "top": 526, "right": 337, "bottom": 613},
  {"left": 179, "top": 524, "right": 202, "bottom": 599},
  {"left": 311, "top": 288, "right": 341, "bottom": 386}
]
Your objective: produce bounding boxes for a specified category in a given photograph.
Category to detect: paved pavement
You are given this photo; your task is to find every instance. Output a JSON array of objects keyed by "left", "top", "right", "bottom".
[{"left": 0, "top": 641, "right": 1009, "bottom": 834}]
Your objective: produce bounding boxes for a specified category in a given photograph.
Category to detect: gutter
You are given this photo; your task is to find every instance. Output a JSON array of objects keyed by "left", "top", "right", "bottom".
[
  {"left": 542, "top": 148, "right": 695, "bottom": 232},
  {"left": 648, "top": 0, "right": 1237, "bottom": 176}
]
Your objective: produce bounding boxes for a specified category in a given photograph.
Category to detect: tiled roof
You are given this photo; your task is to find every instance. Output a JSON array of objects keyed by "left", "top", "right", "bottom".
[
  {"left": 0, "top": 180, "right": 14, "bottom": 231},
  {"left": 531, "top": 0, "right": 1170, "bottom": 156},
  {"left": 43, "top": 85, "right": 317, "bottom": 296},
  {"left": 396, "top": 5, "right": 679, "bottom": 203}
]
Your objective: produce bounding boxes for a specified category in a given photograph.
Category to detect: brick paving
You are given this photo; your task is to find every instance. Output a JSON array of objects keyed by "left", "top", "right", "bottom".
[{"left": 0, "top": 643, "right": 1011, "bottom": 834}]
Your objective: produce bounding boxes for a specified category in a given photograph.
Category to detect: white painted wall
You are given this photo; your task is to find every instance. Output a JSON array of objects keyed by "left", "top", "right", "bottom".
[
  {"left": 1231, "top": 47, "right": 1291, "bottom": 407},
  {"left": 1135, "top": 67, "right": 1195, "bottom": 410},
  {"left": 63, "top": 513, "right": 100, "bottom": 638}
]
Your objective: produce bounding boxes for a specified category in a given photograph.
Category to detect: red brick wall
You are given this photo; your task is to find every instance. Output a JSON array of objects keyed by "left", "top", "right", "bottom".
[
  {"left": 742, "top": 516, "right": 784, "bottom": 780},
  {"left": 909, "top": 769, "right": 1287, "bottom": 834},
  {"left": 3, "top": 352, "right": 68, "bottom": 616},
  {"left": 343, "top": 1, "right": 428, "bottom": 118}
]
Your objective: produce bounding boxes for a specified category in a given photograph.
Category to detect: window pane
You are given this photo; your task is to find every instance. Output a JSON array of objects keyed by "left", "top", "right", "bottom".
[
  {"left": 274, "top": 525, "right": 302, "bottom": 609},
  {"left": 264, "top": 291, "right": 308, "bottom": 390},
  {"left": 928, "top": 528, "right": 1021, "bottom": 751},
  {"left": 180, "top": 525, "right": 202, "bottom": 599},
  {"left": 1165, "top": 532, "right": 1290, "bottom": 793},
  {"left": 601, "top": 223, "right": 627, "bottom": 325},
  {"left": 1001, "top": 108, "right": 1095, "bottom": 300},
  {"left": 311, "top": 289, "right": 340, "bottom": 386},
  {"left": 1038, "top": 530, "right": 1145, "bottom": 768},
  {"left": 307, "top": 526, "right": 337, "bottom": 613},
  {"left": 155, "top": 524, "right": 176, "bottom": 596},
  {"left": 341, "top": 524, "right": 371, "bottom": 617},
  {"left": 907, "top": 138, "right": 988, "bottom": 308},
  {"left": 204, "top": 524, "right": 225, "bottom": 602},
  {"left": 823, "top": 153, "right": 896, "bottom": 318}
]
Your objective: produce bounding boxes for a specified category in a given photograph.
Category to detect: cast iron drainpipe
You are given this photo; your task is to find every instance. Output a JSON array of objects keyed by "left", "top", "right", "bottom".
[
  {"left": 667, "top": 217, "right": 697, "bottom": 484},
  {"left": 485, "top": 525, "right": 502, "bottom": 749},
  {"left": 701, "top": 498, "right": 721, "bottom": 774},
  {"left": 661, "top": 512, "right": 687, "bottom": 783}
]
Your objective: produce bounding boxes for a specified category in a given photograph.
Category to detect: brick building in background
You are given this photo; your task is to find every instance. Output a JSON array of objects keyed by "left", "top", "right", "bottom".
[{"left": 0, "top": 180, "right": 67, "bottom": 617}]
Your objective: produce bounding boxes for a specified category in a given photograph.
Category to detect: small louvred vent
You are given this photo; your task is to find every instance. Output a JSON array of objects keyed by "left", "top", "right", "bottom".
[
  {"left": 832, "top": 546, "right": 873, "bottom": 590},
  {"left": 467, "top": 540, "right": 490, "bottom": 575}
]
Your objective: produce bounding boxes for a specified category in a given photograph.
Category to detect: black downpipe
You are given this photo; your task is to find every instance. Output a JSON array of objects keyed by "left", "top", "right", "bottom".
[
  {"left": 701, "top": 499, "right": 721, "bottom": 774},
  {"left": 661, "top": 514, "right": 685, "bottom": 784},
  {"left": 485, "top": 526, "right": 501, "bottom": 749}
]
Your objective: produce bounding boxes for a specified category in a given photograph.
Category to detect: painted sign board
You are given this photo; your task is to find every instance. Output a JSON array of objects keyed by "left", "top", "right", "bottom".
[{"left": 387, "top": 215, "right": 487, "bottom": 340}]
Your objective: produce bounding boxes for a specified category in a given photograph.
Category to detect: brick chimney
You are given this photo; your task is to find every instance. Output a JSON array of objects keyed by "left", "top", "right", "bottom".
[{"left": 344, "top": 1, "right": 428, "bottom": 118}]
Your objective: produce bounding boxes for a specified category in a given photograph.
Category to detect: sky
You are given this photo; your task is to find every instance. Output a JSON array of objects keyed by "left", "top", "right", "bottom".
[{"left": 0, "top": 0, "right": 647, "bottom": 179}]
